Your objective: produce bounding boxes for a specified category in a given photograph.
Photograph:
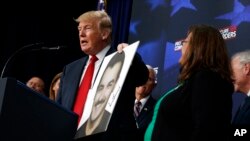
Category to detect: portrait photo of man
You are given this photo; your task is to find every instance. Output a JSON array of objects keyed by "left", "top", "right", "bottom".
[
  {"left": 75, "top": 41, "right": 140, "bottom": 138},
  {"left": 84, "top": 52, "right": 125, "bottom": 136}
]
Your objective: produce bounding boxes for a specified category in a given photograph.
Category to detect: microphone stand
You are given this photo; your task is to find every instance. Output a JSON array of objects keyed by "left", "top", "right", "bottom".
[{"left": 0, "top": 43, "right": 42, "bottom": 78}]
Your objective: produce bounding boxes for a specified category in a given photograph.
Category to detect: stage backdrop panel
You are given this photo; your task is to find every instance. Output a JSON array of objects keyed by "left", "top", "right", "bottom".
[{"left": 128, "top": 0, "right": 250, "bottom": 118}]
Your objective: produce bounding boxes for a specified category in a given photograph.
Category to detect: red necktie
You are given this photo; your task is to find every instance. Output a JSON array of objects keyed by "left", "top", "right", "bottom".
[{"left": 73, "top": 55, "right": 98, "bottom": 123}]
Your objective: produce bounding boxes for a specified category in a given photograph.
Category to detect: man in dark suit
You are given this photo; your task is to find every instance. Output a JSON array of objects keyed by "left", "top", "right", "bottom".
[
  {"left": 231, "top": 50, "right": 250, "bottom": 126},
  {"left": 56, "top": 11, "right": 148, "bottom": 141},
  {"left": 134, "top": 64, "right": 157, "bottom": 141}
]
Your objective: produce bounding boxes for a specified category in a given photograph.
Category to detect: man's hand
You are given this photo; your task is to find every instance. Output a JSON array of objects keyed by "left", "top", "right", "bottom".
[{"left": 117, "top": 43, "right": 129, "bottom": 53}]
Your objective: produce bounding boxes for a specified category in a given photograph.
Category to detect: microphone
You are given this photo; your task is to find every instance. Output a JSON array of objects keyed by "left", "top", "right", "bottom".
[
  {"left": 29, "top": 45, "right": 67, "bottom": 51},
  {"left": 0, "top": 43, "right": 66, "bottom": 78},
  {"left": 40, "top": 45, "right": 67, "bottom": 50}
]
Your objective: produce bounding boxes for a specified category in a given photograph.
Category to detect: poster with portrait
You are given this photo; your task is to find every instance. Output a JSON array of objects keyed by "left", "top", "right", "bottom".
[{"left": 77, "top": 41, "right": 140, "bottom": 137}]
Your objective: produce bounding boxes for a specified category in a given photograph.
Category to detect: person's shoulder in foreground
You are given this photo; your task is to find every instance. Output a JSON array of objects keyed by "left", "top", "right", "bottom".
[{"left": 145, "top": 24, "right": 234, "bottom": 141}]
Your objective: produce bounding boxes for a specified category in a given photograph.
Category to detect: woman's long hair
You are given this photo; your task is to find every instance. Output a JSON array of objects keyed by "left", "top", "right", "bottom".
[{"left": 178, "top": 24, "right": 233, "bottom": 83}]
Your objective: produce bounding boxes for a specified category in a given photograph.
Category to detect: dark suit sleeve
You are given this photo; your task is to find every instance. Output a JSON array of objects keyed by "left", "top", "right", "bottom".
[
  {"left": 191, "top": 70, "right": 233, "bottom": 140},
  {"left": 129, "top": 53, "right": 149, "bottom": 87}
]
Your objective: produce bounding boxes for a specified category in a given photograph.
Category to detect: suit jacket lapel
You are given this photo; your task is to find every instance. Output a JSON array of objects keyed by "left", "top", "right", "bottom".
[
  {"left": 68, "top": 57, "right": 89, "bottom": 109},
  {"left": 233, "top": 96, "right": 250, "bottom": 124},
  {"left": 137, "top": 96, "right": 155, "bottom": 120},
  {"left": 240, "top": 97, "right": 250, "bottom": 113}
]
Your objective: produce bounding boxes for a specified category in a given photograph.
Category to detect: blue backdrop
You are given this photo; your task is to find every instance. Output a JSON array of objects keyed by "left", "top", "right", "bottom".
[{"left": 128, "top": 0, "right": 250, "bottom": 118}]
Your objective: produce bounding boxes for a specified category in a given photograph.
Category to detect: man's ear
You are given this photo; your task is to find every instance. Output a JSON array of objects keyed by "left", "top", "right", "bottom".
[
  {"left": 101, "top": 30, "right": 109, "bottom": 40},
  {"left": 244, "top": 63, "right": 250, "bottom": 75}
]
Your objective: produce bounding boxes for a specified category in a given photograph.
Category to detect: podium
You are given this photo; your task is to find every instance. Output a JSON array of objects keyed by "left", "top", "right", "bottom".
[{"left": 0, "top": 77, "right": 78, "bottom": 141}]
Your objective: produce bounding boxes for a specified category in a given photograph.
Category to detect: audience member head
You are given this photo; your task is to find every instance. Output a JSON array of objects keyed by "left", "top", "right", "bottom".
[
  {"left": 231, "top": 50, "right": 250, "bottom": 94},
  {"left": 26, "top": 76, "right": 45, "bottom": 94},
  {"left": 178, "top": 24, "right": 233, "bottom": 83},
  {"left": 75, "top": 10, "right": 112, "bottom": 55},
  {"left": 135, "top": 65, "right": 157, "bottom": 100},
  {"left": 49, "top": 72, "right": 62, "bottom": 101}
]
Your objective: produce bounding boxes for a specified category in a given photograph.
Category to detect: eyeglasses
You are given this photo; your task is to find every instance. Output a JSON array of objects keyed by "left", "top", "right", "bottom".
[
  {"left": 148, "top": 77, "right": 155, "bottom": 82},
  {"left": 181, "top": 40, "right": 189, "bottom": 46}
]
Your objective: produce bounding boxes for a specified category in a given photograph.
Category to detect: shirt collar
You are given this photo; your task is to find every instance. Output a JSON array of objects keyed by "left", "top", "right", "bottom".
[
  {"left": 135, "top": 95, "right": 150, "bottom": 107},
  {"left": 91, "top": 45, "right": 111, "bottom": 62}
]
